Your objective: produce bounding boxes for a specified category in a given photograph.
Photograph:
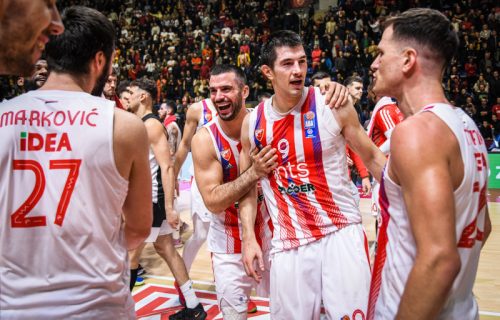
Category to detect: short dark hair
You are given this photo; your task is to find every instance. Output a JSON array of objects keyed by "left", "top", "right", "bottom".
[
  {"left": 260, "top": 30, "right": 303, "bottom": 68},
  {"left": 311, "top": 71, "right": 330, "bottom": 82},
  {"left": 45, "top": 6, "right": 115, "bottom": 76},
  {"left": 210, "top": 64, "right": 247, "bottom": 87},
  {"left": 116, "top": 80, "right": 130, "bottom": 98},
  {"left": 383, "top": 8, "right": 458, "bottom": 68},
  {"left": 344, "top": 76, "right": 363, "bottom": 87},
  {"left": 165, "top": 100, "right": 177, "bottom": 113},
  {"left": 131, "top": 77, "right": 157, "bottom": 103}
]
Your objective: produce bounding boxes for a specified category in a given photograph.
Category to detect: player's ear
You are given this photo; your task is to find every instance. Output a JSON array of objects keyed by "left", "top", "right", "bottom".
[
  {"left": 242, "top": 85, "right": 250, "bottom": 99},
  {"left": 260, "top": 65, "right": 274, "bottom": 81},
  {"left": 402, "top": 47, "right": 417, "bottom": 73}
]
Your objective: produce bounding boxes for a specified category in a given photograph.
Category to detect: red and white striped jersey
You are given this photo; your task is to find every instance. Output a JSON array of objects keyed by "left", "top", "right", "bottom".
[
  {"left": 205, "top": 117, "right": 272, "bottom": 254},
  {"left": 197, "top": 98, "right": 217, "bottom": 130},
  {"left": 0, "top": 90, "right": 134, "bottom": 318},
  {"left": 247, "top": 87, "right": 361, "bottom": 253},
  {"left": 368, "top": 104, "right": 488, "bottom": 320},
  {"left": 367, "top": 97, "right": 403, "bottom": 148}
]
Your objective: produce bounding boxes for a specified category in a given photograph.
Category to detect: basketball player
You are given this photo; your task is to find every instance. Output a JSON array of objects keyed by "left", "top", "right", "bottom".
[
  {"left": 0, "top": 6, "right": 152, "bottom": 318},
  {"left": 116, "top": 81, "right": 132, "bottom": 111},
  {"left": 176, "top": 70, "right": 347, "bottom": 315},
  {"left": 160, "top": 100, "right": 185, "bottom": 248},
  {"left": 240, "top": 30, "right": 386, "bottom": 320},
  {"left": 174, "top": 95, "right": 218, "bottom": 276},
  {"left": 127, "top": 77, "right": 206, "bottom": 320},
  {"left": 103, "top": 68, "right": 126, "bottom": 110},
  {"left": 192, "top": 64, "right": 276, "bottom": 319},
  {"left": 366, "top": 8, "right": 491, "bottom": 319},
  {"left": 160, "top": 100, "right": 182, "bottom": 157},
  {"left": 345, "top": 75, "right": 364, "bottom": 105},
  {"left": 25, "top": 59, "right": 49, "bottom": 90},
  {"left": 312, "top": 72, "right": 372, "bottom": 206},
  {"left": 365, "top": 86, "right": 403, "bottom": 230},
  {"left": 0, "top": 0, "right": 64, "bottom": 76}
]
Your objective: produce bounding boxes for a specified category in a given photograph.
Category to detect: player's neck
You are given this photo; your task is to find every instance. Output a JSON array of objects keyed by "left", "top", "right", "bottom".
[
  {"left": 271, "top": 88, "right": 304, "bottom": 114},
  {"left": 399, "top": 78, "right": 449, "bottom": 117},
  {"left": 135, "top": 105, "right": 153, "bottom": 118},
  {"left": 40, "top": 72, "right": 89, "bottom": 93},
  {"left": 219, "top": 107, "right": 246, "bottom": 141}
]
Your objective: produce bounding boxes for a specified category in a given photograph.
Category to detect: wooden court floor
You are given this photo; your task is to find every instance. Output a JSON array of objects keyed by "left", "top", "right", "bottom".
[{"left": 137, "top": 189, "right": 500, "bottom": 319}]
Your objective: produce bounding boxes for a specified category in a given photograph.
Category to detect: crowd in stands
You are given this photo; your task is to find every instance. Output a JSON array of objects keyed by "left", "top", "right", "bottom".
[{"left": 1, "top": 0, "right": 498, "bottom": 147}]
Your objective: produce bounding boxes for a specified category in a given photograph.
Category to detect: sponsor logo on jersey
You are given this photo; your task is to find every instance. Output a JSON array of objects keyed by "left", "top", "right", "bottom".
[
  {"left": 303, "top": 111, "right": 317, "bottom": 138},
  {"left": 20, "top": 131, "right": 72, "bottom": 152},
  {"left": 278, "top": 182, "right": 315, "bottom": 195},
  {"left": 273, "top": 162, "right": 309, "bottom": 180},
  {"left": 221, "top": 148, "right": 232, "bottom": 161}
]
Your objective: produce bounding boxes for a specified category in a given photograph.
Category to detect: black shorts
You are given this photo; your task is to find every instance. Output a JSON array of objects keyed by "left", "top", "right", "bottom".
[{"left": 152, "top": 196, "right": 166, "bottom": 228}]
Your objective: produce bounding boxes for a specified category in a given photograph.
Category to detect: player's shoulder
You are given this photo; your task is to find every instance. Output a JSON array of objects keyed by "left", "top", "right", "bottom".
[
  {"left": 191, "top": 126, "right": 214, "bottom": 157},
  {"left": 392, "top": 112, "right": 455, "bottom": 157},
  {"left": 186, "top": 100, "right": 204, "bottom": 119},
  {"left": 114, "top": 109, "right": 147, "bottom": 137},
  {"left": 143, "top": 114, "right": 164, "bottom": 132}
]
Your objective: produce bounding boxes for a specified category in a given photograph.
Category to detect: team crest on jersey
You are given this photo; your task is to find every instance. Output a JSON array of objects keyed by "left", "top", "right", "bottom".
[
  {"left": 205, "top": 113, "right": 212, "bottom": 122},
  {"left": 303, "top": 111, "right": 317, "bottom": 138},
  {"left": 255, "top": 129, "right": 264, "bottom": 141},
  {"left": 221, "top": 148, "right": 232, "bottom": 161}
]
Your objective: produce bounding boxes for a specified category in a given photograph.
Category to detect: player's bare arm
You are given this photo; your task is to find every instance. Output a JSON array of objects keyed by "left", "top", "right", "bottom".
[
  {"left": 167, "top": 125, "right": 179, "bottom": 156},
  {"left": 114, "top": 109, "right": 152, "bottom": 250},
  {"left": 239, "top": 114, "right": 266, "bottom": 282},
  {"left": 317, "top": 80, "right": 350, "bottom": 109},
  {"left": 334, "top": 99, "right": 386, "bottom": 181},
  {"left": 174, "top": 102, "right": 201, "bottom": 177},
  {"left": 390, "top": 116, "right": 461, "bottom": 319},
  {"left": 191, "top": 124, "right": 277, "bottom": 214},
  {"left": 145, "top": 118, "right": 178, "bottom": 228}
]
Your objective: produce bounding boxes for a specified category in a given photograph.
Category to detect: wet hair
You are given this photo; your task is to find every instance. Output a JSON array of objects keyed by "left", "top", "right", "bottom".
[
  {"left": 210, "top": 64, "right": 247, "bottom": 87},
  {"left": 45, "top": 6, "right": 115, "bottom": 76},
  {"left": 383, "top": 8, "right": 458, "bottom": 68},
  {"left": 260, "top": 30, "right": 303, "bottom": 68},
  {"left": 131, "top": 77, "right": 157, "bottom": 102}
]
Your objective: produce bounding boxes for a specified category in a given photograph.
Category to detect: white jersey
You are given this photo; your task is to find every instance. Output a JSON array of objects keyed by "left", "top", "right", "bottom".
[
  {"left": 197, "top": 98, "right": 217, "bottom": 130},
  {"left": 0, "top": 90, "right": 134, "bottom": 319},
  {"left": 205, "top": 117, "right": 272, "bottom": 254},
  {"left": 368, "top": 103, "right": 488, "bottom": 320},
  {"left": 191, "top": 98, "right": 218, "bottom": 220},
  {"left": 247, "top": 87, "right": 360, "bottom": 253}
]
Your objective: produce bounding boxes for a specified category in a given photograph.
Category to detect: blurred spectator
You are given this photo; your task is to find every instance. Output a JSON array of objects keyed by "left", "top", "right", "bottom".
[{"left": 0, "top": 0, "right": 497, "bottom": 138}]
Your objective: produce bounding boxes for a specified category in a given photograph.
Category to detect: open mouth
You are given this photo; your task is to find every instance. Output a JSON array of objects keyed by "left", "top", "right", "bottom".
[
  {"left": 216, "top": 102, "right": 232, "bottom": 115},
  {"left": 290, "top": 79, "right": 302, "bottom": 87}
]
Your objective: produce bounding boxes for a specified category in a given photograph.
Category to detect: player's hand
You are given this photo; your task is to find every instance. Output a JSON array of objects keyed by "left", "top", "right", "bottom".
[
  {"left": 318, "top": 80, "right": 350, "bottom": 109},
  {"left": 242, "top": 237, "right": 264, "bottom": 283},
  {"left": 361, "top": 177, "right": 372, "bottom": 195},
  {"left": 250, "top": 145, "right": 278, "bottom": 178},
  {"left": 166, "top": 208, "right": 180, "bottom": 228}
]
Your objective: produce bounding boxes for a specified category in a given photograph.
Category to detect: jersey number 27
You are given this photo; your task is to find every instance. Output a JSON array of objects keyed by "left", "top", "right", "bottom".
[{"left": 11, "top": 159, "right": 81, "bottom": 228}]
